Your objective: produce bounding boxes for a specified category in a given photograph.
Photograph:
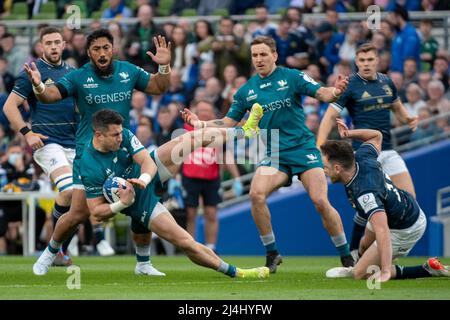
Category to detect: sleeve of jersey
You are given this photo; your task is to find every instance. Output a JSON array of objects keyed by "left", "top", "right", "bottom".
[
  {"left": 82, "top": 172, "right": 104, "bottom": 199},
  {"left": 387, "top": 77, "right": 399, "bottom": 102},
  {"left": 11, "top": 70, "right": 32, "bottom": 100},
  {"left": 226, "top": 89, "right": 248, "bottom": 122},
  {"left": 56, "top": 70, "right": 77, "bottom": 98},
  {"left": 132, "top": 64, "right": 151, "bottom": 92},
  {"left": 331, "top": 87, "right": 350, "bottom": 111},
  {"left": 124, "top": 129, "right": 145, "bottom": 156},
  {"left": 293, "top": 70, "right": 321, "bottom": 97},
  {"left": 356, "top": 191, "right": 385, "bottom": 222},
  {"left": 355, "top": 143, "right": 379, "bottom": 162}
]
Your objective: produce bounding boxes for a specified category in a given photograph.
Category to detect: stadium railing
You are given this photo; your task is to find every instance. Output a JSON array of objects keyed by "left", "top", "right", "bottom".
[
  {"left": 431, "top": 185, "right": 450, "bottom": 257},
  {"left": 0, "top": 191, "right": 57, "bottom": 256}
]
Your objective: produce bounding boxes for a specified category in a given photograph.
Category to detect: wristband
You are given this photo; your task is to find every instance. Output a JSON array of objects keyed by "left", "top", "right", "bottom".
[
  {"left": 138, "top": 173, "right": 152, "bottom": 187},
  {"left": 109, "top": 200, "right": 130, "bottom": 214},
  {"left": 332, "top": 87, "right": 340, "bottom": 98},
  {"left": 19, "top": 126, "right": 31, "bottom": 136},
  {"left": 158, "top": 64, "right": 171, "bottom": 75},
  {"left": 32, "top": 81, "right": 46, "bottom": 94}
]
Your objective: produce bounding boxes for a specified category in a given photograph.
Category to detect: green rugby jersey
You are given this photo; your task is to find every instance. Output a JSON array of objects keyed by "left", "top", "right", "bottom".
[
  {"left": 56, "top": 60, "right": 151, "bottom": 148},
  {"left": 226, "top": 67, "right": 321, "bottom": 153}
]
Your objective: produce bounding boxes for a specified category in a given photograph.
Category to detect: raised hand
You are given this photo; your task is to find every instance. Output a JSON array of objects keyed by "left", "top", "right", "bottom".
[
  {"left": 25, "top": 132, "right": 48, "bottom": 150},
  {"left": 146, "top": 35, "right": 171, "bottom": 66},
  {"left": 180, "top": 108, "right": 202, "bottom": 128},
  {"left": 23, "top": 62, "right": 42, "bottom": 87},
  {"left": 336, "top": 118, "right": 349, "bottom": 138},
  {"left": 334, "top": 74, "right": 349, "bottom": 96},
  {"left": 127, "top": 177, "right": 148, "bottom": 189}
]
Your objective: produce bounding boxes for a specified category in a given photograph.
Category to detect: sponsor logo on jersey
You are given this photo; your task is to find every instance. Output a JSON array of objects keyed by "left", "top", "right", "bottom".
[
  {"left": 263, "top": 98, "right": 292, "bottom": 111},
  {"left": 119, "top": 72, "right": 130, "bottom": 83},
  {"left": 357, "top": 193, "right": 378, "bottom": 213},
  {"left": 260, "top": 82, "right": 271, "bottom": 89},
  {"left": 382, "top": 84, "right": 393, "bottom": 96},
  {"left": 85, "top": 91, "right": 132, "bottom": 105},
  {"left": 248, "top": 89, "right": 254, "bottom": 95},
  {"left": 83, "top": 77, "right": 99, "bottom": 89},
  {"left": 246, "top": 89, "right": 258, "bottom": 101},
  {"left": 277, "top": 79, "right": 289, "bottom": 91},
  {"left": 105, "top": 168, "right": 113, "bottom": 177},
  {"left": 361, "top": 91, "right": 371, "bottom": 99},
  {"left": 131, "top": 136, "right": 143, "bottom": 151}
]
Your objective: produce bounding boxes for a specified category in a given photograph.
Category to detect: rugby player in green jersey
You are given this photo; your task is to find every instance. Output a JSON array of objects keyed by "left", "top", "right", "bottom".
[{"left": 182, "top": 36, "right": 352, "bottom": 273}]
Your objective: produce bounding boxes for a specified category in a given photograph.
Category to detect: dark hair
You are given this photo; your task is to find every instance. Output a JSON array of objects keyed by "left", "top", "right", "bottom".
[
  {"left": 251, "top": 36, "right": 277, "bottom": 52},
  {"left": 393, "top": 5, "right": 409, "bottom": 22},
  {"left": 86, "top": 29, "right": 114, "bottom": 49},
  {"left": 1, "top": 32, "right": 14, "bottom": 40},
  {"left": 356, "top": 43, "right": 378, "bottom": 56},
  {"left": 92, "top": 109, "right": 123, "bottom": 132},
  {"left": 320, "top": 140, "right": 355, "bottom": 170},
  {"left": 39, "top": 27, "right": 62, "bottom": 41}
]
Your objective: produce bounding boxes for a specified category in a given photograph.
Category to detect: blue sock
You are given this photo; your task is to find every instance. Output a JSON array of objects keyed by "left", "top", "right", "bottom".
[
  {"left": 332, "top": 233, "right": 351, "bottom": 257},
  {"left": 260, "top": 232, "right": 278, "bottom": 254},
  {"left": 93, "top": 224, "right": 105, "bottom": 245},
  {"left": 52, "top": 204, "right": 73, "bottom": 255},
  {"left": 394, "top": 265, "right": 432, "bottom": 279}
]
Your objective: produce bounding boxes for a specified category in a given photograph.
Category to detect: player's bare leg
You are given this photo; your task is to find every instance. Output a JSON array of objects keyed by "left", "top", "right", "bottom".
[
  {"left": 249, "top": 166, "right": 289, "bottom": 273},
  {"left": 150, "top": 211, "right": 269, "bottom": 279},
  {"left": 33, "top": 188, "right": 90, "bottom": 275},
  {"left": 389, "top": 172, "right": 416, "bottom": 198},
  {"left": 300, "top": 167, "right": 353, "bottom": 267}
]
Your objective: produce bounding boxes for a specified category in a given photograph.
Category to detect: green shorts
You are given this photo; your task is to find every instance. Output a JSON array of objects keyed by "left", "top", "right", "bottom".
[
  {"left": 257, "top": 142, "right": 323, "bottom": 181},
  {"left": 72, "top": 145, "right": 85, "bottom": 189}
]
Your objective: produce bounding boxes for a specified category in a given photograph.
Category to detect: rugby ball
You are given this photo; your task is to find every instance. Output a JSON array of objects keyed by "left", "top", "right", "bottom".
[{"left": 103, "top": 177, "right": 127, "bottom": 203}]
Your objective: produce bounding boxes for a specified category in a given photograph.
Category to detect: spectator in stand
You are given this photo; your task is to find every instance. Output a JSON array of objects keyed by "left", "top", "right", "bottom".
[
  {"left": 204, "top": 77, "right": 224, "bottom": 115},
  {"left": 389, "top": 71, "right": 407, "bottom": 102},
  {"left": 418, "top": 72, "right": 432, "bottom": 98},
  {"left": 403, "top": 58, "right": 419, "bottom": 87},
  {"left": 0, "top": 57, "right": 14, "bottom": 94},
  {"left": 130, "top": 91, "right": 153, "bottom": 134},
  {"left": 170, "top": 26, "right": 190, "bottom": 77},
  {"left": 252, "top": 4, "right": 278, "bottom": 38},
  {"left": 315, "top": 21, "right": 344, "bottom": 78},
  {"left": 410, "top": 107, "right": 443, "bottom": 146},
  {"left": 426, "top": 80, "right": 450, "bottom": 115},
  {"left": 386, "top": 0, "right": 422, "bottom": 11},
  {"left": 155, "top": 107, "right": 177, "bottom": 146},
  {"left": 136, "top": 122, "right": 156, "bottom": 153},
  {"left": 65, "top": 30, "right": 89, "bottom": 67},
  {"left": 108, "top": 21, "right": 126, "bottom": 59},
  {"left": 198, "top": 0, "right": 231, "bottom": 16},
  {"left": 102, "top": 0, "right": 133, "bottom": 20},
  {"left": 305, "top": 112, "right": 320, "bottom": 136},
  {"left": 419, "top": 19, "right": 439, "bottom": 72},
  {"left": 161, "top": 69, "right": 188, "bottom": 107},
  {"left": 221, "top": 64, "right": 239, "bottom": 103},
  {"left": 338, "top": 23, "right": 364, "bottom": 66},
  {"left": 404, "top": 83, "right": 427, "bottom": 117},
  {"left": 325, "top": 10, "right": 340, "bottom": 32},
  {"left": 388, "top": 5, "right": 420, "bottom": 73},
  {"left": 181, "top": 100, "right": 243, "bottom": 253},
  {"left": 431, "top": 56, "right": 449, "bottom": 91},
  {"left": 371, "top": 32, "right": 388, "bottom": 55},
  {"left": 321, "top": 0, "right": 351, "bottom": 13},
  {"left": 229, "top": 0, "right": 264, "bottom": 15},
  {"left": 0, "top": 33, "right": 28, "bottom": 77},
  {"left": 125, "top": 4, "right": 165, "bottom": 73},
  {"left": 266, "top": 0, "right": 290, "bottom": 14}
]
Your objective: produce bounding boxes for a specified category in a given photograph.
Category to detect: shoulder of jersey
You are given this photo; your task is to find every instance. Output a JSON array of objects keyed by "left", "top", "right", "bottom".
[{"left": 377, "top": 73, "right": 390, "bottom": 82}]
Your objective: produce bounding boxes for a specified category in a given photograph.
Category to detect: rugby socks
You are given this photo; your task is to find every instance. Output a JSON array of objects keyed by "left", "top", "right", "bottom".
[
  {"left": 217, "top": 260, "right": 237, "bottom": 277},
  {"left": 331, "top": 233, "right": 351, "bottom": 257},
  {"left": 52, "top": 203, "right": 73, "bottom": 255},
  {"left": 394, "top": 265, "right": 432, "bottom": 279},
  {"left": 93, "top": 224, "right": 106, "bottom": 245},
  {"left": 260, "top": 232, "right": 278, "bottom": 254},
  {"left": 206, "top": 243, "right": 216, "bottom": 251},
  {"left": 135, "top": 244, "right": 151, "bottom": 263},
  {"left": 47, "top": 238, "right": 62, "bottom": 254}
]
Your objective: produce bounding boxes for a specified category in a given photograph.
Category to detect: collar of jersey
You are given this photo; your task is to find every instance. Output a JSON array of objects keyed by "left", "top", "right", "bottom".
[
  {"left": 356, "top": 72, "right": 378, "bottom": 83},
  {"left": 257, "top": 66, "right": 279, "bottom": 81},
  {"left": 39, "top": 58, "right": 63, "bottom": 69},
  {"left": 345, "top": 162, "right": 359, "bottom": 187}
]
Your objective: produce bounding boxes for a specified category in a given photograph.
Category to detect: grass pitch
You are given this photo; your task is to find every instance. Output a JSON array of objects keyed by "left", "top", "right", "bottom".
[{"left": 0, "top": 256, "right": 449, "bottom": 300}]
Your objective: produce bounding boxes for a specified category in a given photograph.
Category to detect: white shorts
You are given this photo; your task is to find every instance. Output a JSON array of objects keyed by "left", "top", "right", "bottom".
[
  {"left": 33, "top": 143, "right": 75, "bottom": 176},
  {"left": 153, "top": 149, "right": 173, "bottom": 183},
  {"left": 377, "top": 150, "right": 409, "bottom": 177},
  {"left": 368, "top": 210, "right": 427, "bottom": 259},
  {"left": 148, "top": 202, "right": 170, "bottom": 229}
]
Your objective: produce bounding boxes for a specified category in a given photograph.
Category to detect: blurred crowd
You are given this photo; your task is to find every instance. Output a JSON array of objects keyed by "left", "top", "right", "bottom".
[{"left": 0, "top": 0, "right": 449, "bottom": 254}]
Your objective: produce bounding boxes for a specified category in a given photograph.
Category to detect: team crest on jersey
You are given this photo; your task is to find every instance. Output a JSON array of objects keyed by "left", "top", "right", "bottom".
[
  {"left": 277, "top": 80, "right": 289, "bottom": 91},
  {"left": 306, "top": 153, "right": 319, "bottom": 163},
  {"left": 44, "top": 78, "right": 54, "bottom": 85},
  {"left": 119, "top": 72, "right": 130, "bottom": 83},
  {"left": 83, "top": 77, "right": 98, "bottom": 89},
  {"left": 382, "top": 85, "right": 393, "bottom": 96}
]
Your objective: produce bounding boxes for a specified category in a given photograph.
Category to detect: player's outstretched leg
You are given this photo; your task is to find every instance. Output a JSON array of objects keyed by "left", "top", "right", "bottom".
[
  {"left": 149, "top": 208, "right": 269, "bottom": 279},
  {"left": 132, "top": 229, "right": 165, "bottom": 276},
  {"left": 33, "top": 189, "right": 90, "bottom": 275}
]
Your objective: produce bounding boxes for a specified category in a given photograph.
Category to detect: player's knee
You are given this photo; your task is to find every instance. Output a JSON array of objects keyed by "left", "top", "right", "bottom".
[
  {"left": 249, "top": 189, "right": 266, "bottom": 205},
  {"left": 311, "top": 195, "right": 329, "bottom": 214},
  {"left": 352, "top": 265, "right": 367, "bottom": 280},
  {"left": 59, "top": 189, "right": 73, "bottom": 204},
  {"left": 174, "top": 234, "right": 195, "bottom": 251}
]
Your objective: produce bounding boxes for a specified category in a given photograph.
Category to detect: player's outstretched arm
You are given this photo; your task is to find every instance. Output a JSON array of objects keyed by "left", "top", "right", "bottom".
[
  {"left": 315, "top": 74, "right": 349, "bottom": 103},
  {"left": 336, "top": 118, "right": 382, "bottom": 152},
  {"left": 3, "top": 93, "right": 48, "bottom": 150},
  {"left": 391, "top": 99, "right": 418, "bottom": 131},
  {"left": 23, "top": 62, "right": 63, "bottom": 103},
  {"left": 128, "top": 149, "right": 158, "bottom": 189},
  {"left": 316, "top": 106, "right": 340, "bottom": 148},
  {"left": 145, "top": 35, "right": 171, "bottom": 95},
  {"left": 369, "top": 212, "right": 392, "bottom": 282},
  {"left": 180, "top": 108, "right": 238, "bottom": 128}
]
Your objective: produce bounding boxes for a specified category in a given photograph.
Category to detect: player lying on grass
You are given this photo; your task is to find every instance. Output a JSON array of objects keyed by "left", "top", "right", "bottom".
[
  {"left": 320, "top": 118, "right": 449, "bottom": 282},
  {"left": 79, "top": 108, "right": 268, "bottom": 279}
]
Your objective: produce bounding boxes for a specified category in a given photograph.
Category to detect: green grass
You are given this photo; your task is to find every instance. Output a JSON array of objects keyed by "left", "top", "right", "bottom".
[{"left": 0, "top": 256, "right": 449, "bottom": 300}]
